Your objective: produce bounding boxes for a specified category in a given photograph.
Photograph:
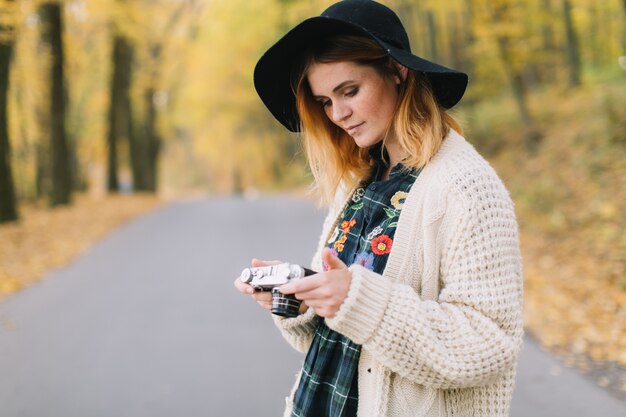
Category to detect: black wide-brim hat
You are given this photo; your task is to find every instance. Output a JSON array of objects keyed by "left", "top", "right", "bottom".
[{"left": 254, "top": 0, "right": 469, "bottom": 132}]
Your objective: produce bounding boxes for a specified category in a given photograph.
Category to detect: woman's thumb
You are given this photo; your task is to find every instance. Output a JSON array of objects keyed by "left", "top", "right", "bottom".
[{"left": 322, "top": 247, "right": 347, "bottom": 270}]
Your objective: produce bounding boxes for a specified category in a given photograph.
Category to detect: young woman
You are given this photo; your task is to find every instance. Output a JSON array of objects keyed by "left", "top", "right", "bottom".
[{"left": 234, "top": 1, "right": 523, "bottom": 416}]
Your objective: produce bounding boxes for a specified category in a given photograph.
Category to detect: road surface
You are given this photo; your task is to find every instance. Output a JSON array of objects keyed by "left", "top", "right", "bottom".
[{"left": 1, "top": 196, "right": 625, "bottom": 416}]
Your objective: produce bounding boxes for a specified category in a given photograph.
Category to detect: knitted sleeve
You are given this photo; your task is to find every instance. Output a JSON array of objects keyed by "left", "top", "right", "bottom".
[
  {"left": 272, "top": 309, "right": 320, "bottom": 353},
  {"left": 325, "top": 179, "right": 524, "bottom": 389}
]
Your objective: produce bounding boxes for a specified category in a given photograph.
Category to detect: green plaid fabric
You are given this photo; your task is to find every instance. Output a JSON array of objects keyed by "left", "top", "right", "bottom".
[{"left": 291, "top": 148, "right": 421, "bottom": 417}]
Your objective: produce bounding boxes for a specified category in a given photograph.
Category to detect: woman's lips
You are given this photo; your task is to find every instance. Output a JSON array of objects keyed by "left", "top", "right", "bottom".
[{"left": 346, "top": 122, "right": 364, "bottom": 136}]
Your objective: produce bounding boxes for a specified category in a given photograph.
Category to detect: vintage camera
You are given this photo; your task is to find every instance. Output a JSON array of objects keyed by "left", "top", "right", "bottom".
[{"left": 240, "top": 263, "right": 315, "bottom": 318}]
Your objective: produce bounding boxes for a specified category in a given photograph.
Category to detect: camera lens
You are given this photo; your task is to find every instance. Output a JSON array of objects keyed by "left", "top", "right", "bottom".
[{"left": 271, "top": 287, "right": 301, "bottom": 318}]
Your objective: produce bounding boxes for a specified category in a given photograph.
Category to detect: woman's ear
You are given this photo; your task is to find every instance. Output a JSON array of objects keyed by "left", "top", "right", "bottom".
[{"left": 392, "top": 62, "right": 409, "bottom": 85}]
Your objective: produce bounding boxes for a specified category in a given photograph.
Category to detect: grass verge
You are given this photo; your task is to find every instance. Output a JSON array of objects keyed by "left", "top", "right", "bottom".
[{"left": 0, "top": 193, "right": 162, "bottom": 301}]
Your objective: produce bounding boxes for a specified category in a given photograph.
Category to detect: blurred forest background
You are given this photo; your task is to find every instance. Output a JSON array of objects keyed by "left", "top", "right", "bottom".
[{"left": 0, "top": 0, "right": 625, "bottom": 398}]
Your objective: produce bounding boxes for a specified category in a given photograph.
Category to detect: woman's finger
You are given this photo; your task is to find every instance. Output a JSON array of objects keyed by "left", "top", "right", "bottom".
[
  {"left": 252, "top": 291, "right": 273, "bottom": 310},
  {"left": 302, "top": 300, "right": 333, "bottom": 318},
  {"left": 292, "top": 286, "right": 333, "bottom": 301},
  {"left": 251, "top": 291, "right": 272, "bottom": 303},
  {"left": 279, "top": 274, "right": 324, "bottom": 295},
  {"left": 234, "top": 277, "right": 254, "bottom": 294},
  {"left": 251, "top": 258, "right": 283, "bottom": 268}
]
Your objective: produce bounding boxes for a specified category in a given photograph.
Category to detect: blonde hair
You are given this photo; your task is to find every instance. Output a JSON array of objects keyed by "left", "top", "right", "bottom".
[{"left": 294, "top": 36, "right": 463, "bottom": 205}]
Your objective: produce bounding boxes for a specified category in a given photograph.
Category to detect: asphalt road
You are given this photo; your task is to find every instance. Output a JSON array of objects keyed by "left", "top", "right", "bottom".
[{"left": 0, "top": 196, "right": 625, "bottom": 417}]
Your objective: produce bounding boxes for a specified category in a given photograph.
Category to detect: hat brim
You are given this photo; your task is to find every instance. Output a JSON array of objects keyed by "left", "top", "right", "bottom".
[{"left": 254, "top": 16, "right": 468, "bottom": 132}]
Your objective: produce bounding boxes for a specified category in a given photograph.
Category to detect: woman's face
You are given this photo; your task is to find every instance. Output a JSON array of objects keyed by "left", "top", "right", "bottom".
[{"left": 306, "top": 60, "right": 402, "bottom": 148}]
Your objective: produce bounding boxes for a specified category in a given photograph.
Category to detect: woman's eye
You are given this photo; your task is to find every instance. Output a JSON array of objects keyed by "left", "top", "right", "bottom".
[
  {"left": 345, "top": 87, "right": 358, "bottom": 97},
  {"left": 321, "top": 100, "right": 331, "bottom": 108}
]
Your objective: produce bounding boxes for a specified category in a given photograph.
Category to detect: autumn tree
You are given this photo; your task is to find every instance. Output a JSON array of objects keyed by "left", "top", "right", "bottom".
[
  {"left": 623, "top": 0, "right": 626, "bottom": 53},
  {"left": 472, "top": 0, "right": 542, "bottom": 152},
  {"left": 562, "top": 0, "right": 581, "bottom": 87},
  {"left": 39, "top": 2, "right": 72, "bottom": 206},
  {"left": 425, "top": 11, "right": 439, "bottom": 63},
  {"left": 106, "top": 35, "right": 133, "bottom": 192},
  {"left": 539, "top": 0, "right": 558, "bottom": 83},
  {"left": 121, "top": 0, "right": 198, "bottom": 192},
  {"left": 3, "top": 0, "right": 624, "bottom": 198},
  {"left": 0, "top": 0, "right": 18, "bottom": 223}
]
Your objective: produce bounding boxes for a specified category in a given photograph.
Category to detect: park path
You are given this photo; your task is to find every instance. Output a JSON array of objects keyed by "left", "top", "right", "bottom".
[{"left": 1, "top": 196, "right": 625, "bottom": 417}]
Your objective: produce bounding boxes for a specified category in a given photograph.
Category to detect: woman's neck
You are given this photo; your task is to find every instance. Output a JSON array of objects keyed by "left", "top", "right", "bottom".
[{"left": 384, "top": 137, "right": 407, "bottom": 170}]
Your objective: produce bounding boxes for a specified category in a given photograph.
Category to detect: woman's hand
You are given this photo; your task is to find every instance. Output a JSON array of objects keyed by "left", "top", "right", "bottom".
[
  {"left": 233, "top": 259, "right": 281, "bottom": 311},
  {"left": 279, "top": 248, "right": 351, "bottom": 319}
]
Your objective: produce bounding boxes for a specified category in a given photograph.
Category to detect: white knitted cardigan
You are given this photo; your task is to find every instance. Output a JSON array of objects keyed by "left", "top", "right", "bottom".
[{"left": 274, "top": 130, "right": 524, "bottom": 417}]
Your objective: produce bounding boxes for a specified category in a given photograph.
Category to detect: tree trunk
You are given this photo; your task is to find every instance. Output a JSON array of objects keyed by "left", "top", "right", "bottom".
[
  {"left": 622, "top": 0, "right": 626, "bottom": 52},
  {"left": 128, "top": 101, "right": 142, "bottom": 191},
  {"left": 395, "top": 1, "right": 423, "bottom": 56},
  {"left": 459, "top": 3, "right": 477, "bottom": 106},
  {"left": 480, "top": 0, "right": 542, "bottom": 152},
  {"left": 0, "top": 12, "right": 18, "bottom": 223},
  {"left": 540, "top": 0, "right": 557, "bottom": 83},
  {"left": 129, "top": 91, "right": 156, "bottom": 192},
  {"left": 130, "top": 52, "right": 161, "bottom": 193},
  {"left": 562, "top": 0, "right": 581, "bottom": 87},
  {"left": 588, "top": 3, "right": 602, "bottom": 67},
  {"left": 425, "top": 11, "right": 439, "bottom": 63},
  {"left": 40, "top": 3, "right": 72, "bottom": 206},
  {"left": 107, "top": 35, "right": 133, "bottom": 193},
  {"left": 127, "top": 2, "right": 190, "bottom": 193},
  {"left": 447, "top": 12, "right": 464, "bottom": 72},
  {"left": 495, "top": 36, "right": 542, "bottom": 153},
  {"left": 140, "top": 87, "right": 160, "bottom": 192}
]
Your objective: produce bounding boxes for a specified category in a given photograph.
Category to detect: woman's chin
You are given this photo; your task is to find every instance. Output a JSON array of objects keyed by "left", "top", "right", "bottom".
[{"left": 353, "top": 136, "right": 382, "bottom": 149}]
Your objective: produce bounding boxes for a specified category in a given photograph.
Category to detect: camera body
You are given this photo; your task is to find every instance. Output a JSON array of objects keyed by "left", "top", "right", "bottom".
[{"left": 240, "top": 263, "right": 315, "bottom": 318}]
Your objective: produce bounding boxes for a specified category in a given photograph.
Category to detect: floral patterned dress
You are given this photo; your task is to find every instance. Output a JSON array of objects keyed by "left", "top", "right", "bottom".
[{"left": 291, "top": 149, "right": 422, "bottom": 417}]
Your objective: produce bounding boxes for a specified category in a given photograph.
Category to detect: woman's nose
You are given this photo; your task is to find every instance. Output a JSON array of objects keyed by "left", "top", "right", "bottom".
[{"left": 331, "top": 101, "right": 351, "bottom": 123}]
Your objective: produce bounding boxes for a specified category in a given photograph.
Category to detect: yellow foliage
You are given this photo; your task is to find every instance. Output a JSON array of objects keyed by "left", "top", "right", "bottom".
[
  {"left": 464, "top": 80, "right": 626, "bottom": 372},
  {"left": 6, "top": 0, "right": 626, "bottom": 197}
]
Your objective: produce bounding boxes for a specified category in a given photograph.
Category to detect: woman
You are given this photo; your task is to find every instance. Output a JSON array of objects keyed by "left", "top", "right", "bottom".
[{"left": 234, "top": 1, "right": 523, "bottom": 416}]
